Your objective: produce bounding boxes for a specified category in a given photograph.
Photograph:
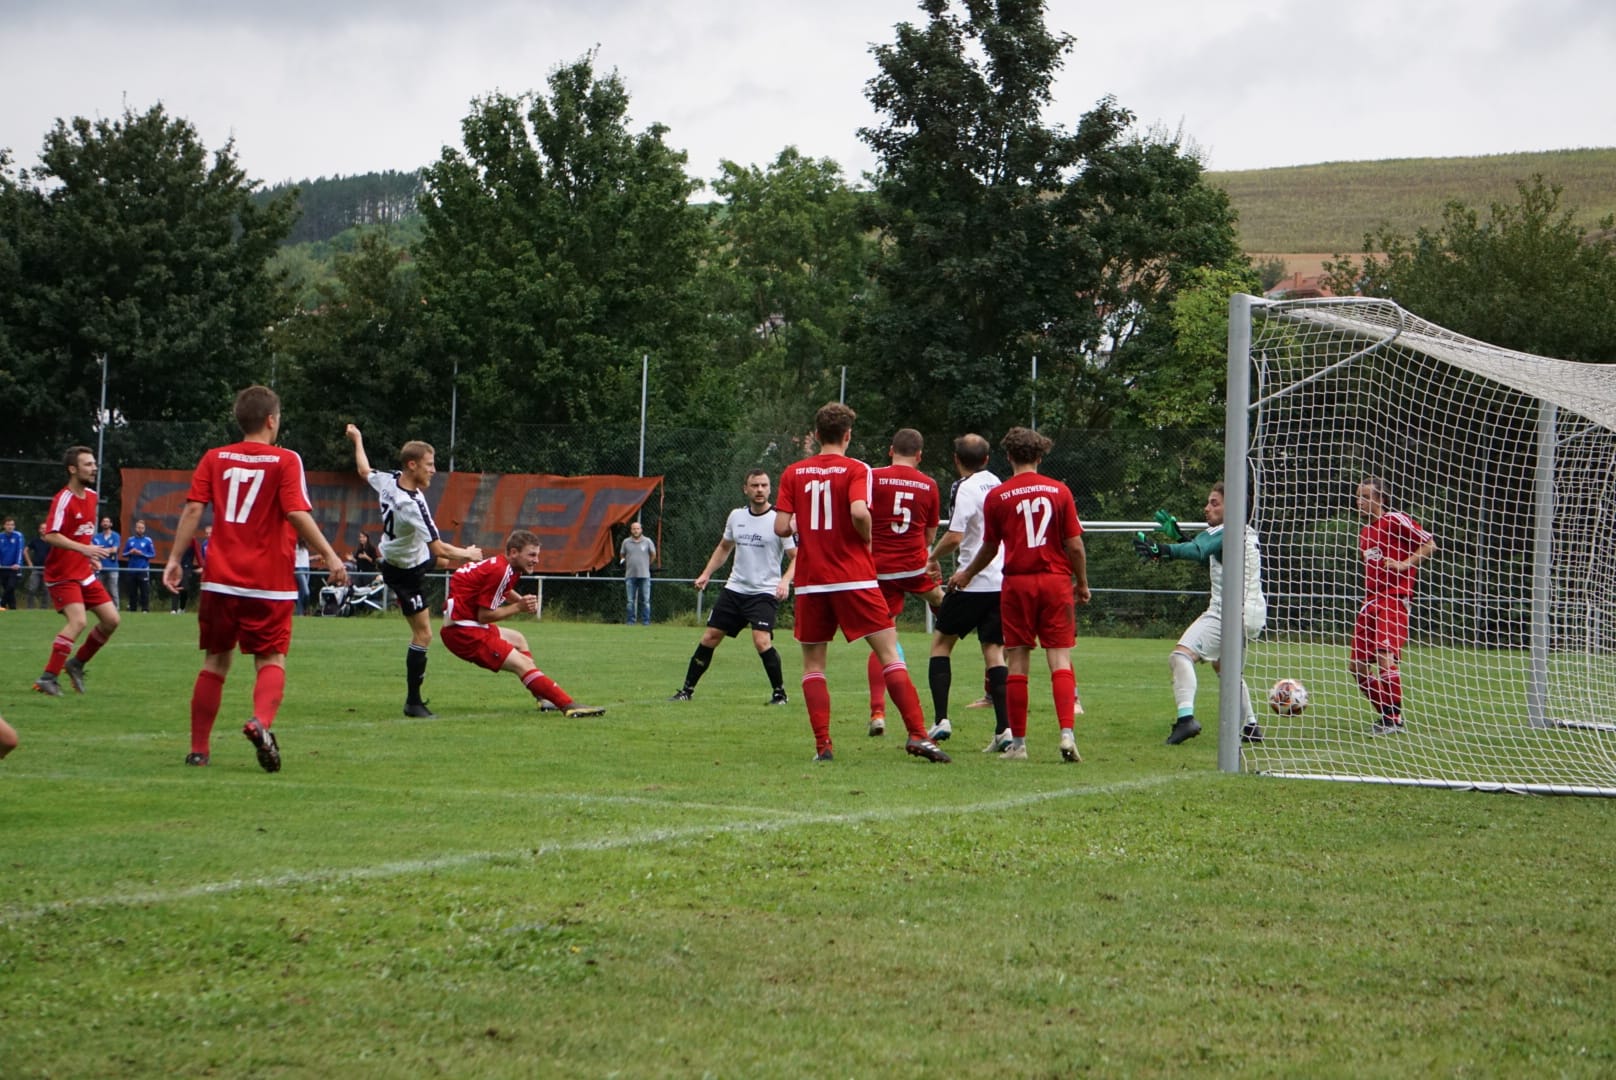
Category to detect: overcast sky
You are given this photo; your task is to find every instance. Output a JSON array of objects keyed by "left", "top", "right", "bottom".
[{"left": 3, "top": 0, "right": 1612, "bottom": 188}]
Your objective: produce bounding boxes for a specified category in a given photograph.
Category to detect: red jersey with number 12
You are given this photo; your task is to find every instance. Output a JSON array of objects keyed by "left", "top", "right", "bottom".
[
  {"left": 776, "top": 452, "right": 877, "bottom": 593},
  {"left": 981, "top": 473, "right": 1083, "bottom": 577},
  {"left": 869, "top": 463, "right": 940, "bottom": 577},
  {"left": 186, "top": 442, "right": 312, "bottom": 599}
]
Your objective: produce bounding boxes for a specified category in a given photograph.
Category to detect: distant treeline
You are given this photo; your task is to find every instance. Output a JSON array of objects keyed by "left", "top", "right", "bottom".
[
  {"left": 255, "top": 170, "right": 425, "bottom": 245},
  {"left": 1209, "top": 147, "right": 1616, "bottom": 254}
]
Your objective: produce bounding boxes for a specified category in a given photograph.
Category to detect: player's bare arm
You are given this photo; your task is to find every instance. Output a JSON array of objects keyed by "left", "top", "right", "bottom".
[
  {"left": 948, "top": 542, "right": 995, "bottom": 592},
  {"left": 1065, "top": 535, "right": 1091, "bottom": 605},
  {"left": 44, "top": 528, "right": 115, "bottom": 565},
  {"left": 480, "top": 592, "right": 539, "bottom": 624},
  {"left": 429, "top": 538, "right": 483, "bottom": 564},
  {"left": 288, "top": 511, "right": 348, "bottom": 589},
  {"left": 928, "top": 529, "right": 964, "bottom": 577},
  {"left": 162, "top": 501, "right": 207, "bottom": 592},
  {"left": 776, "top": 547, "right": 797, "bottom": 600},
  {"left": 773, "top": 509, "right": 794, "bottom": 539},
  {"left": 693, "top": 539, "right": 737, "bottom": 591},
  {"left": 850, "top": 499, "right": 872, "bottom": 544},
  {"left": 345, "top": 423, "right": 372, "bottom": 479}
]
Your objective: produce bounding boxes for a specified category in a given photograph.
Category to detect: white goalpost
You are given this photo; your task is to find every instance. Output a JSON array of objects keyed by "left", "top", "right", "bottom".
[{"left": 1221, "top": 294, "right": 1616, "bottom": 795}]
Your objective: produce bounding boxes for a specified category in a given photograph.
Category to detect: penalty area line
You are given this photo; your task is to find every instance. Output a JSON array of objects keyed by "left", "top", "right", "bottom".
[{"left": 0, "top": 774, "right": 1194, "bottom": 925}]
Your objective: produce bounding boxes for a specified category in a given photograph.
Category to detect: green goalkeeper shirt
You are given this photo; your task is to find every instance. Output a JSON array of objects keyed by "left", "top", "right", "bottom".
[{"left": 1163, "top": 524, "right": 1267, "bottom": 624}]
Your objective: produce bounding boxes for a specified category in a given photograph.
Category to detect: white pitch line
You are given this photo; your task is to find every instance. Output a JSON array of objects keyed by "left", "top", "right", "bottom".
[{"left": 0, "top": 774, "right": 1192, "bottom": 925}]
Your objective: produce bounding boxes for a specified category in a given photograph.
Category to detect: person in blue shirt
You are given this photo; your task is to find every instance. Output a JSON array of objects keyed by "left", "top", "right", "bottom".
[
  {"left": 121, "top": 519, "right": 156, "bottom": 612},
  {"left": 0, "top": 517, "right": 25, "bottom": 610},
  {"left": 94, "top": 517, "right": 122, "bottom": 607}
]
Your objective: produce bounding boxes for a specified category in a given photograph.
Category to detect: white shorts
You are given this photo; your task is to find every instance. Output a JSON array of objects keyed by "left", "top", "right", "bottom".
[{"left": 1177, "top": 607, "right": 1265, "bottom": 663}]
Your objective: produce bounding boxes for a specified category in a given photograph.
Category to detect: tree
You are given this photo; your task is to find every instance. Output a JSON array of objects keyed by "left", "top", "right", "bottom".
[
  {"left": 854, "top": 0, "right": 1132, "bottom": 437},
  {"left": 417, "top": 54, "right": 726, "bottom": 470},
  {"left": 704, "top": 148, "right": 873, "bottom": 432},
  {"left": 270, "top": 231, "right": 439, "bottom": 470},
  {"left": 1322, "top": 176, "right": 1616, "bottom": 361},
  {"left": 0, "top": 105, "right": 296, "bottom": 469}
]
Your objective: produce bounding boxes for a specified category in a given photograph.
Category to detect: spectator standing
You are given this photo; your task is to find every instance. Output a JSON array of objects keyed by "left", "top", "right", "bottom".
[
  {"left": 0, "top": 517, "right": 24, "bottom": 610},
  {"left": 94, "top": 517, "right": 121, "bottom": 607},
  {"left": 25, "top": 522, "right": 51, "bottom": 609},
  {"left": 294, "top": 541, "right": 311, "bottom": 616},
  {"left": 352, "top": 530, "right": 381, "bottom": 585},
  {"left": 121, "top": 520, "right": 156, "bottom": 613},
  {"left": 619, "top": 521, "right": 657, "bottom": 626}
]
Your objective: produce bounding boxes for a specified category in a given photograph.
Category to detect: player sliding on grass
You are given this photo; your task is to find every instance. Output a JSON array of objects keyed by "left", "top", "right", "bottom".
[
  {"left": 346, "top": 424, "right": 483, "bottom": 719},
  {"left": 165, "top": 385, "right": 349, "bottom": 772},
  {"left": 950, "top": 427, "right": 1088, "bottom": 763},
  {"left": 1133, "top": 481, "right": 1268, "bottom": 746},
  {"left": 440, "top": 529, "right": 604, "bottom": 718},
  {"left": 774, "top": 403, "right": 949, "bottom": 764}
]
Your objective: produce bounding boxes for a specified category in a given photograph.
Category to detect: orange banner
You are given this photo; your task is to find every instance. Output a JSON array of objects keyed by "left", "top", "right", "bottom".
[{"left": 119, "top": 469, "right": 662, "bottom": 574}]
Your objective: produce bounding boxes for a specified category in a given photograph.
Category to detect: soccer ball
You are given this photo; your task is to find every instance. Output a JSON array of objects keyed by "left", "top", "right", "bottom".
[{"left": 1268, "top": 678, "right": 1309, "bottom": 716}]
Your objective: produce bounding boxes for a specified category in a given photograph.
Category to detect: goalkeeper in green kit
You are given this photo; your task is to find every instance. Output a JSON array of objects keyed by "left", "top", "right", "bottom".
[{"left": 1133, "top": 482, "right": 1268, "bottom": 745}]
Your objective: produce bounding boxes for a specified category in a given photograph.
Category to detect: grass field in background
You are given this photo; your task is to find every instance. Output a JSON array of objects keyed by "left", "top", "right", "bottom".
[
  {"left": 1209, "top": 147, "right": 1616, "bottom": 255},
  {"left": 3, "top": 610, "right": 1614, "bottom": 1077}
]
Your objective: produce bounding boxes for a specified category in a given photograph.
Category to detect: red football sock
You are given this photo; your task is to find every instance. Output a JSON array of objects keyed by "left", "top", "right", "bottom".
[
  {"left": 522, "top": 668, "right": 571, "bottom": 708},
  {"left": 191, "top": 669, "right": 225, "bottom": 754},
  {"left": 1007, "top": 674, "right": 1030, "bottom": 738},
  {"left": 866, "top": 651, "right": 886, "bottom": 713},
  {"left": 1052, "top": 667, "right": 1076, "bottom": 730},
  {"left": 881, "top": 662, "right": 927, "bottom": 739},
  {"left": 45, "top": 634, "right": 73, "bottom": 676},
  {"left": 75, "top": 625, "right": 111, "bottom": 664},
  {"left": 252, "top": 664, "right": 287, "bottom": 727},
  {"left": 802, "top": 672, "right": 832, "bottom": 753}
]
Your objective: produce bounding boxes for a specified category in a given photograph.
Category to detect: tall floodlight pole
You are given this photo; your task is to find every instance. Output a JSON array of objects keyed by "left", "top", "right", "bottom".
[
  {"left": 638, "top": 353, "right": 648, "bottom": 482},
  {"left": 95, "top": 353, "right": 108, "bottom": 481},
  {"left": 839, "top": 366, "right": 847, "bottom": 404},
  {"left": 448, "top": 358, "right": 459, "bottom": 473},
  {"left": 1030, "top": 354, "right": 1038, "bottom": 431}
]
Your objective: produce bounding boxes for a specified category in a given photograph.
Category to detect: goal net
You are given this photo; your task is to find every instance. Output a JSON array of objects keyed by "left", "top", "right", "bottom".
[{"left": 1224, "top": 295, "right": 1616, "bottom": 796}]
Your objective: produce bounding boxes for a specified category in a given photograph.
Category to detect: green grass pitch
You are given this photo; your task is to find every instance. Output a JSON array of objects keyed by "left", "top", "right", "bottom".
[{"left": 2, "top": 609, "right": 1614, "bottom": 1077}]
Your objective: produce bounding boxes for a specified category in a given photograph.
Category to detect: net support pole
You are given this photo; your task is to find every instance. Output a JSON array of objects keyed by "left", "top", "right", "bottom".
[
  {"left": 1219, "top": 294, "right": 1256, "bottom": 774},
  {"left": 1528, "top": 403, "right": 1556, "bottom": 727}
]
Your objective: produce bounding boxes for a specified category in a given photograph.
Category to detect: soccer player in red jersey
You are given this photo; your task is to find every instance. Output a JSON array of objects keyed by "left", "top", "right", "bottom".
[
  {"left": 32, "top": 446, "right": 121, "bottom": 697},
  {"left": 163, "top": 386, "right": 349, "bottom": 772},
  {"left": 864, "top": 428, "right": 943, "bottom": 735},
  {"left": 1353, "top": 476, "right": 1436, "bottom": 735},
  {"left": 773, "top": 403, "right": 949, "bottom": 764},
  {"left": 950, "top": 427, "right": 1089, "bottom": 763},
  {"left": 439, "top": 529, "right": 605, "bottom": 717}
]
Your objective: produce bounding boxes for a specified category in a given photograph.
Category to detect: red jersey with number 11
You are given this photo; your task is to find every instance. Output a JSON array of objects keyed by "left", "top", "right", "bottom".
[
  {"left": 776, "top": 452, "right": 878, "bottom": 593},
  {"left": 981, "top": 472, "right": 1083, "bottom": 577},
  {"left": 185, "top": 441, "right": 312, "bottom": 599}
]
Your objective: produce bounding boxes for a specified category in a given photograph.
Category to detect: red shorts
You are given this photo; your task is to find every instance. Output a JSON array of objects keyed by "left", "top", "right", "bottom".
[
  {"left": 47, "top": 577, "right": 114, "bottom": 612},
  {"left": 1353, "top": 596, "right": 1409, "bottom": 664},
  {"left": 198, "top": 590, "right": 294, "bottom": 656},
  {"left": 877, "top": 571, "right": 941, "bottom": 619},
  {"left": 441, "top": 622, "right": 516, "bottom": 673},
  {"left": 793, "top": 588, "right": 893, "bottom": 644},
  {"left": 1000, "top": 574, "right": 1075, "bottom": 650}
]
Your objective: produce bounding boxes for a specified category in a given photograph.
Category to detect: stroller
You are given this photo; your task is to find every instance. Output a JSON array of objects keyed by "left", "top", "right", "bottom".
[{"left": 319, "top": 578, "right": 390, "bottom": 617}]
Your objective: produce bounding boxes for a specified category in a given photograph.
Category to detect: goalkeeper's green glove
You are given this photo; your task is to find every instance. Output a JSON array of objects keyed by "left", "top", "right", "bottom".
[
  {"left": 1154, "top": 509, "right": 1186, "bottom": 543},
  {"left": 1133, "top": 532, "right": 1166, "bottom": 563}
]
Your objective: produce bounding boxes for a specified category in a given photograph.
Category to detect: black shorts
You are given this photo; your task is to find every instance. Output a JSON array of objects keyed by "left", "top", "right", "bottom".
[
  {"left": 708, "top": 589, "right": 780, "bottom": 638},
  {"left": 381, "top": 557, "right": 435, "bottom": 617},
  {"left": 934, "top": 589, "right": 1003, "bottom": 644}
]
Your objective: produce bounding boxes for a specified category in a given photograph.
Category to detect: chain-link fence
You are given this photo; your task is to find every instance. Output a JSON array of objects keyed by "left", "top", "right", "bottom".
[{"left": 4, "top": 422, "right": 1227, "bottom": 635}]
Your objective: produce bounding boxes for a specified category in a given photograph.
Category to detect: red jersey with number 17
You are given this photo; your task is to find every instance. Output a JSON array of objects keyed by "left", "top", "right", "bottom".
[
  {"left": 775, "top": 452, "right": 878, "bottom": 593},
  {"left": 185, "top": 442, "right": 312, "bottom": 599},
  {"left": 981, "top": 472, "right": 1084, "bottom": 577},
  {"left": 869, "top": 463, "right": 940, "bottom": 577}
]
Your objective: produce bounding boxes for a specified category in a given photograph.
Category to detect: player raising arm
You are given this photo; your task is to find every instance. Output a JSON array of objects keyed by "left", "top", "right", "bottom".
[{"left": 347, "top": 424, "right": 483, "bottom": 718}]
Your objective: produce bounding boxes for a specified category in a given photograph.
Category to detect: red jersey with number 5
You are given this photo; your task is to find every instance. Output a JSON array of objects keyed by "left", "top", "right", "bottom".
[
  {"left": 185, "top": 442, "right": 312, "bottom": 599},
  {"left": 776, "top": 453, "right": 878, "bottom": 593},
  {"left": 981, "top": 472, "right": 1083, "bottom": 577},
  {"left": 869, "top": 463, "right": 940, "bottom": 577}
]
